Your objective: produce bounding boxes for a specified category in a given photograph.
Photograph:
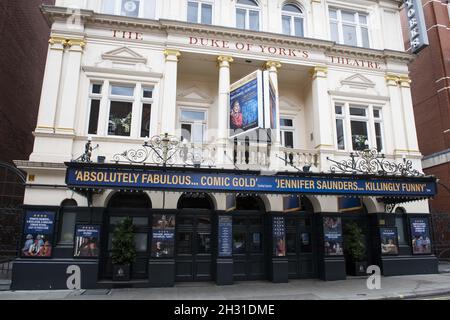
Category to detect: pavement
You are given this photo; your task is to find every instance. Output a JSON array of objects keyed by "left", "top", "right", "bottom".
[{"left": 1, "top": 272, "right": 450, "bottom": 300}]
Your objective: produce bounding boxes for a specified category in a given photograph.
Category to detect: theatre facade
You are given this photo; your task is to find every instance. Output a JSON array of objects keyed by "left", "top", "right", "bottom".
[{"left": 11, "top": 0, "right": 439, "bottom": 290}]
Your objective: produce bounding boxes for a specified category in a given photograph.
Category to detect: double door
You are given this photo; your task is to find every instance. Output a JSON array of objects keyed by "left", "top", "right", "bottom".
[
  {"left": 175, "top": 210, "right": 212, "bottom": 281},
  {"left": 285, "top": 214, "right": 317, "bottom": 279},
  {"left": 232, "top": 212, "right": 266, "bottom": 280}
]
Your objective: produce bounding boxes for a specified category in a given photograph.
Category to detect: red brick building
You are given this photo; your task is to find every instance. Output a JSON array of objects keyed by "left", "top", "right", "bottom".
[
  {"left": 402, "top": 0, "right": 450, "bottom": 257},
  {"left": 0, "top": 0, "right": 55, "bottom": 257}
]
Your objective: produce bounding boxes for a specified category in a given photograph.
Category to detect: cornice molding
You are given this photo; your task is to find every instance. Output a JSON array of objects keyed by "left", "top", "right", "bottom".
[{"left": 41, "top": 5, "right": 415, "bottom": 64}]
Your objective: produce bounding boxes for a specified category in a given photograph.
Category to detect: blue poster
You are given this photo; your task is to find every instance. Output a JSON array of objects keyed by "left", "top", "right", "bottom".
[
  {"left": 323, "top": 217, "right": 343, "bottom": 256},
  {"left": 151, "top": 214, "right": 175, "bottom": 258},
  {"left": 338, "top": 197, "right": 363, "bottom": 212},
  {"left": 218, "top": 216, "right": 232, "bottom": 257},
  {"left": 283, "top": 196, "right": 301, "bottom": 212},
  {"left": 229, "top": 71, "right": 263, "bottom": 138},
  {"left": 74, "top": 225, "right": 101, "bottom": 258},
  {"left": 410, "top": 217, "right": 432, "bottom": 254},
  {"left": 21, "top": 211, "right": 55, "bottom": 258},
  {"left": 273, "top": 216, "right": 286, "bottom": 257}
]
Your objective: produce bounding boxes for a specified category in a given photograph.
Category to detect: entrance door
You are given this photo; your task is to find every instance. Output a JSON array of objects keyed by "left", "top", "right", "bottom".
[
  {"left": 232, "top": 213, "right": 266, "bottom": 280},
  {"left": 175, "top": 210, "right": 212, "bottom": 281},
  {"left": 100, "top": 211, "right": 151, "bottom": 280},
  {"left": 285, "top": 214, "right": 317, "bottom": 279}
]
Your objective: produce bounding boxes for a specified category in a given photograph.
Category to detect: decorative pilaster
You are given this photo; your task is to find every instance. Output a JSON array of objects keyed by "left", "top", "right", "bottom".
[
  {"left": 310, "top": 0, "right": 326, "bottom": 40},
  {"left": 217, "top": 56, "right": 234, "bottom": 166},
  {"left": 35, "top": 36, "right": 66, "bottom": 133},
  {"left": 55, "top": 37, "right": 86, "bottom": 135},
  {"left": 398, "top": 75, "right": 420, "bottom": 153},
  {"left": 161, "top": 49, "right": 181, "bottom": 135}
]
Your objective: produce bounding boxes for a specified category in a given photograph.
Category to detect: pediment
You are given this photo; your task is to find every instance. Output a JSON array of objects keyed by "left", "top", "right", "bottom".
[
  {"left": 340, "top": 73, "right": 376, "bottom": 89},
  {"left": 177, "top": 86, "right": 214, "bottom": 104},
  {"left": 101, "top": 46, "right": 147, "bottom": 64}
]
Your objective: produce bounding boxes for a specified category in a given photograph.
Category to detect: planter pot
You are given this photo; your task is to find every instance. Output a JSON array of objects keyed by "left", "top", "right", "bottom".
[
  {"left": 113, "top": 264, "right": 131, "bottom": 281},
  {"left": 352, "top": 261, "right": 367, "bottom": 276}
]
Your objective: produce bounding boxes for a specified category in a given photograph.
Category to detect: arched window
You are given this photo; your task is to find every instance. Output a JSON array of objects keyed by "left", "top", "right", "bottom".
[
  {"left": 59, "top": 199, "right": 78, "bottom": 244},
  {"left": 102, "top": 0, "right": 156, "bottom": 19},
  {"left": 281, "top": 3, "right": 304, "bottom": 37},
  {"left": 107, "top": 191, "right": 152, "bottom": 208},
  {"left": 177, "top": 193, "right": 214, "bottom": 210},
  {"left": 236, "top": 0, "right": 260, "bottom": 31}
]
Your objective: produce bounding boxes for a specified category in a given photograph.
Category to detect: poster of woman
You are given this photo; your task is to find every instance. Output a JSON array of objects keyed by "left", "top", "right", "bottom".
[
  {"left": 21, "top": 211, "right": 55, "bottom": 258},
  {"left": 151, "top": 214, "right": 175, "bottom": 258},
  {"left": 379, "top": 227, "right": 399, "bottom": 255},
  {"left": 410, "top": 218, "right": 432, "bottom": 254},
  {"left": 229, "top": 70, "right": 264, "bottom": 138}
]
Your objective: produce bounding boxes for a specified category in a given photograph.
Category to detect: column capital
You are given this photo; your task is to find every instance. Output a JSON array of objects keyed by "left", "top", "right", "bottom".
[
  {"left": 310, "top": 66, "right": 327, "bottom": 79},
  {"left": 398, "top": 75, "right": 411, "bottom": 88},
  {"left": 163, "top": 49, "right": 181, "bottom": 61},
  {"left": 217, "top": 55, "right": 234, "bottom": 67},
  {"left": 48, "top": 36, "right": 68, "bottom": 50},
  {"left": 264, "top": 61, "right": 282, "bottom": 71},
  {"left": 66, "top": 39, "right": 86, "bottom": 50},
  {"left": 385, "top": 74, "right": 400, "bottom": 86}
]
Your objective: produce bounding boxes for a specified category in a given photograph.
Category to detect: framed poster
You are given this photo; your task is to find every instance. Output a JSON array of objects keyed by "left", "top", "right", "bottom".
[
  {"left": 273, "top": 216, "right": 286, "bottom": 257},
  {"left": 21, "top": 211, "right": 55, "bottom": 258},
  {"left": 410, "top": 217, "right": 432, "bottom": 255},
  {"left": 263, "top": 71, "right": 278, "bottom": 130},
  {"left": 229, "top": 70, "right": 264, "bottom": 138},
  {"left": 151, "top": 214, "right": 175, "bottom": 258},
  {"left": 323, "top": 217, "right": 343, "bottom": 256},
  {"left": 379, "top": 227, "right": 399, "bottom": 255},
  {"left": 74, "top": 224, "right": 101, "bottom": 258},
  {"left": 218, "top": 216, "right": 233, "bottom": 257}
]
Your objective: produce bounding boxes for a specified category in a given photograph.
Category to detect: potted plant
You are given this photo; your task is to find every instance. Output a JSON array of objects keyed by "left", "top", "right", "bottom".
[
  {"left": 111, "top": 217, "right": 136, "bottom": 281},
  {"left": 343, "top": 222, "right": 367, "bottom": 276}
]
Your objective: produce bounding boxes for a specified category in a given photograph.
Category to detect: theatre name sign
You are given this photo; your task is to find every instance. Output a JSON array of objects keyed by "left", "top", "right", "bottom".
[{"left": 66, "top": 166, "right": 436, "bottom": 198}]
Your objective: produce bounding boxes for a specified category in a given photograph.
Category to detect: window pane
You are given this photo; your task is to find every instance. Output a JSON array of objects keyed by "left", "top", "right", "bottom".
[
  {"left": 109, "top": 101, "right": 133, "bottom": 136},
  {"left": 375, "top": 122, "right": 383, "bottom": 152},
  {"left": 283, "top": 4, "right": 302, "bottom": 13},
  {"left": 237, "top": 0, "right": 258, "bottom": 6},
  {"left": 350, "top": 107, "right": 366, "bottom": 117},
  {"left": 187, "top": 1, "right": 198, "bottom": 23},
  {"left": 373, "top": 109, "right": 381, "bottom": 118},
  {"left": 286, "top": 233, "right": 296, "bottom": 253},
  {"left": 133, "top": 217, "right": 148, "bottom": 226},
  {"left": 92, "top": 84, "right": 102, "bottom": 94},
  {"left": 336, "top": 119, "right": 345, "bottom": 150},
  {"left": 359, "top": 14, "right": 368, "bottom": 25},
  {"left": 330, "top": 22, "right": 339, "bottom": 42},
  {"left": 143, "top": 88, "right": 153, "bottom": 99},
  {"left": 282, "top": 15, "right": 291, "bottom": 35},
  {"left": 329, "top": 9, "right": 337, "bottom": 20},
  {"left": 176, "top": 232, "right": 192, "bottom": 254},
  {"left": 395, "top": 217, "right": 407, "bottom": 245},
  {"left": 284, "top": 131, "right": 294, "bottom": 148},
  {"left": 102, "top": 0, "right": 116, "bottom": 14},
  {"left": 141, "top": 103, "right": 151, "bottom": 138},
  {"left": 294, "top": 17, "right": 304, "bottom": 37},
  {"left": 60, "top": 211, "right": 76, "bottom": 242},
  {"left": 251, "top": 232, "right": 262, "bottom": 252},
  {"left": 300, "top": 232, "right": 312, "bottom": 253},
  {"left": 361, "top": 27, "right": 369, "bottom": 48},
  {"left": 197, "top": 233, "right": 211, "bottom": 254},
  {"left": 351, "top": 121, "right": 368, "bottom": 150},
  {"left": 236, "top": 8, "right": 246, "bottom": 29},
  {"left": 201, "top": 3, "right": 212, "bottom": 24},
  {"left": 342, "top": 11, "right": 355, "bottom": 22},
  {"left": 181, "top": 110, "right": 205, "bottom": 121},
  {"left": 280, "top": 118, "right": 293, "bottom": 127},
  {"left": 192, "top": 123, "right": 204, "bottom": 143},
  {"left": 249, "top": 10, "right": 259, "bottom": 30},
  {"left": 343, "top": 24, "right": 357, "bottom": 46},
  {"left": 335, "top": 105, "right": 343, "bottom": 115},
  {"left": 134, "top": 233, "right": 148, "bottom": 252},
  {"left": 121, "top": 0, "right": 140, "bottom": 17},
  {"left": 181, "top": 123, "right": 192, "bottom": 142},
  {"left": 233, "top": 231, "right": 246, "bottom": 253},
  {"left": 111, "top": 85, "right": 134, "bottom": 96},
  {"left": 88, "top": 100, "right": 100, "bottom": 135}
]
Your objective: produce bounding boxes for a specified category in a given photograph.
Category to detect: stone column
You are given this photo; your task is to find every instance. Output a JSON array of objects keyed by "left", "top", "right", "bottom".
[
  {"left": 217, "top": 56, "right": 234, "bottom": 166},
  {"left": 35, "top": 36, "right": 66, "bottom": 133},
  {"left": 55, "top": 38, "right": 86, "bottom": 135},
  {"left": 161, "top": 49, "right": 181, "bottom": 136},
  {"left": 398, "top": 75, "right": 420, "bottom": 154},
  {"left": 264, "top": 61, "right": 283, "bottom": 171},
  {"left": 385, "top": 74, "right": 408, "bottom": 156}
]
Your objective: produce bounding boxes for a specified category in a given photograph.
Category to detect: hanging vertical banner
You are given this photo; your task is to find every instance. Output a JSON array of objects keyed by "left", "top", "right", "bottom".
[
  {"left": 263, "top": 71, "right": 278, "bottom": 130},
  {"left": 151, "top": 214, "right": 175, "bottom": 258},
  {"left": 229, "top": 70, "right": 264, "bottom": 138},
  {"left": 404, "top": 0, "right": 429, "bottom": 54},
  {"left": 21, "top": 211, "right": 55, "bottom": 258},
  {"left": 273, "top": 216, "right": 286, "bottom": 257},
  {"left": 218, "top": 216, "right": 233, "bottom": 257}
]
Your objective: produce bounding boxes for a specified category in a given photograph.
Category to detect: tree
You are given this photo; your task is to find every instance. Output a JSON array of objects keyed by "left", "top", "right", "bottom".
[{"left": 111, "top": 217, "right": 136, "bottom": 265}]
